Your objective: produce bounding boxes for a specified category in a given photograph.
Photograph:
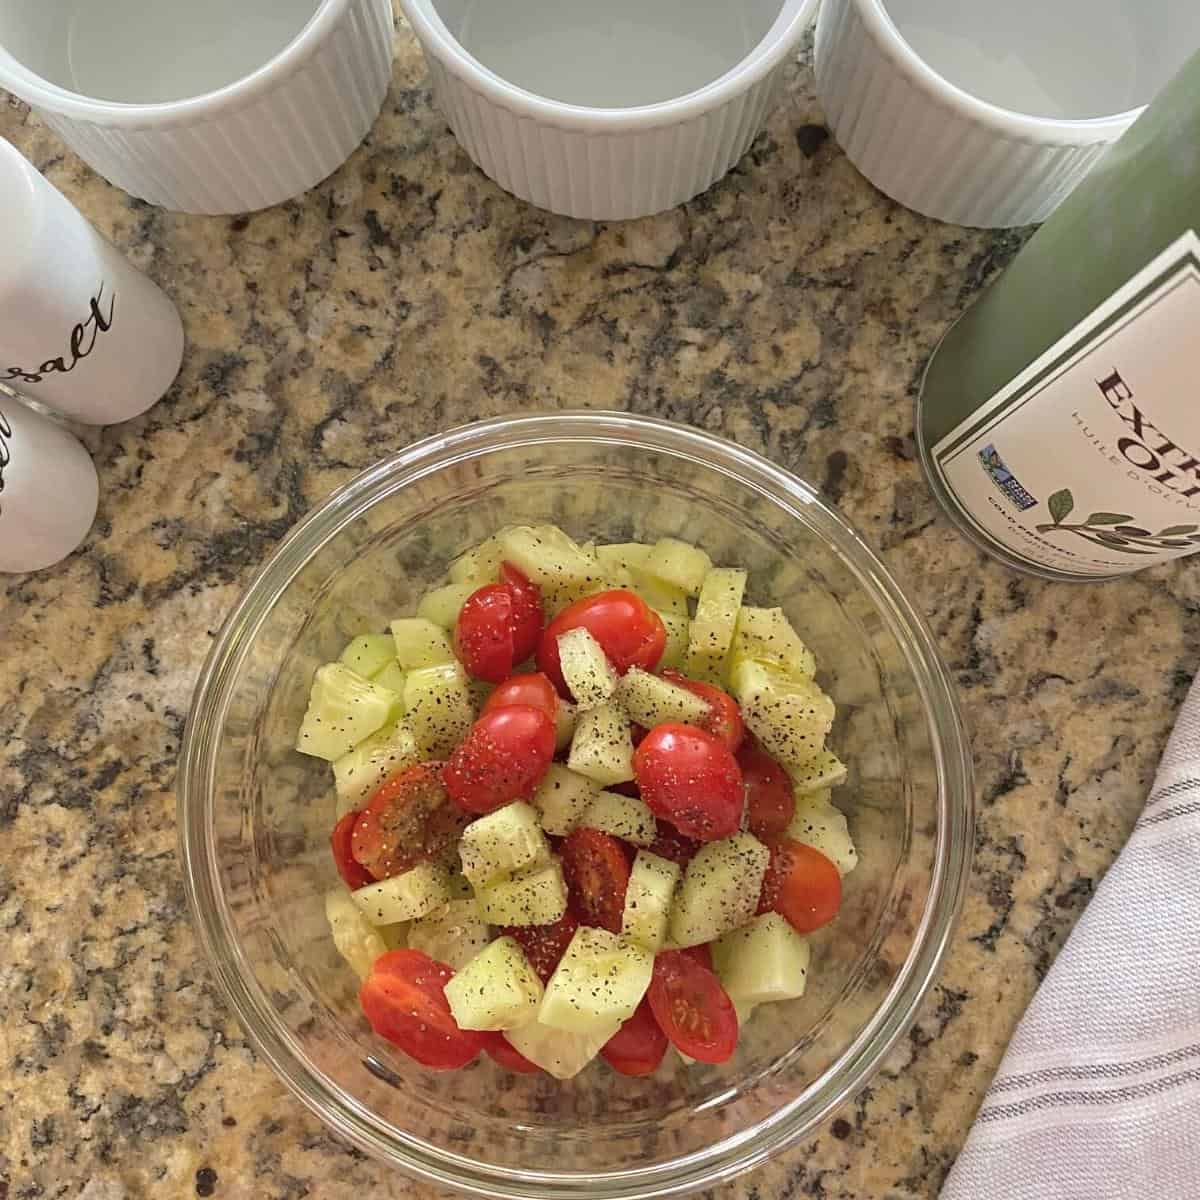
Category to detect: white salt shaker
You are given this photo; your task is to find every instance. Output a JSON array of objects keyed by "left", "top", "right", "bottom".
[
  {"left": 0, "top": 396, "right": 99, "bottom": 573},
  {"left": 0, "top": 138, "right": 184, "bottom": 425}
]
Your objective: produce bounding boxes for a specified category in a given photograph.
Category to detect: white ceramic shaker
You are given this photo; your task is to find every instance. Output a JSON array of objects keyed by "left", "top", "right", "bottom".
[
  {"left": 0, "top": 395, "right": 99, "bottom": 572},
  {"left": 0, "top": 137, "right": 184, "bottom": 424}
]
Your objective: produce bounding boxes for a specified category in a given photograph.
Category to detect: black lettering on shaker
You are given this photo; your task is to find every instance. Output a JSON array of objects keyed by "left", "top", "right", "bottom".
[
  {"left": 1, "top": 282, "right": 116, "bottom": 386},
  {"left": 0, "top": 405, "right": 13, "bottom": 516}
]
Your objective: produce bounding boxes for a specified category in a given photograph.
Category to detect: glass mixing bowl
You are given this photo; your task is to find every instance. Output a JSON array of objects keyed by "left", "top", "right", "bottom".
[{"left": 179, "top": 411, "right": 973, "bottom": 1199}]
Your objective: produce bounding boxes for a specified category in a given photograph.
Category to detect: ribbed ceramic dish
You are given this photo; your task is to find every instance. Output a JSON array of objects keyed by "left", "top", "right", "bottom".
[{"left": 0, "top": 0, "right": 394, "bottom": 214}]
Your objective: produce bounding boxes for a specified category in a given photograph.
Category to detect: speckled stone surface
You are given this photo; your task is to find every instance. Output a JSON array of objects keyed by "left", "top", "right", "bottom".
[{"left": 3, "top": 12, "right": 1199, "bottom": 1200}]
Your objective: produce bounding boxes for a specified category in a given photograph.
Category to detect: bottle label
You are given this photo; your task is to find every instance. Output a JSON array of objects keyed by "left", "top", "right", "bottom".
[{"left": 929, "top": 231, "right": 1200, "bottom": 577}]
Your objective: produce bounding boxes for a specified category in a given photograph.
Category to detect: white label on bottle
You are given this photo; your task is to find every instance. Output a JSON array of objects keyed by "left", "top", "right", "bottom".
[{"left": 930, "top": 231, "right": 1200, "bottom": 578}]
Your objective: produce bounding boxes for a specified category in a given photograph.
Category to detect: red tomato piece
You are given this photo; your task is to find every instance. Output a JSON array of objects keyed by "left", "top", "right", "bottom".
[
  {"left": 443, "top": 705, "right": 556, "bottom": 815},
  {"left": 757, "top": 838, "right": 843, "bottom": 933},
  {"left": 351, "top": 763, "right": 471, "bottom": 880},
  {"left": 505, "top": 911, "right": 579, "bottom": 984},
  {"left": 482, "top": 672, "right": 559, "bottom": 722},
  {"left": 360, "top": 949, "right": 485, "bottom": 1070},
  {"left": 647, "top": 818, "right": 702, "bottom": 868},
  {"left": 560, "top": 828, "right": 631, "bottom": 933},
  {"left": 483, "top": 1032, "right": 544, "bottom": 1074},
  {"left": 679, "top": 943, "right": 714, "bottom": 972},
  {"left": 499, "top": 563, "right": 545, "bottom": 664},
  {"left": 633, "top": 723, "right": 743, "bottom": 843},
  {"left": 331, "top": 810, "right": 374, "bottom": 890},
  {"left": 601, "top": 999, "right": 668, "bottom": 1077},
  {"left": 536, "top": 590, "right": 666, "bottom": 698},
  {"left": 646, "top": 949, "right": 738, "bottom": 1064},
  {"left": 661, "top": 670, "right": 745, "bottom": 752},
  {"left": 737, "top": 739, "right": 795, "bottom": 840},
  {"left": 454, "top": 584, "right": 515, "bottom": 683}
]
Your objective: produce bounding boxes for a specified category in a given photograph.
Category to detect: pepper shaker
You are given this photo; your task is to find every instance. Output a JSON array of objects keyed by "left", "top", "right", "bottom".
[{"left": 0, "top": 138, "right": 184, "bottom": 425}]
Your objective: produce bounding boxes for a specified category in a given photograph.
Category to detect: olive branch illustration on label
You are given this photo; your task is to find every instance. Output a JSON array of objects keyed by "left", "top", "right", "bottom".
[{"left": 1035, "top": 488, "right": 1200, "bottom": 554}]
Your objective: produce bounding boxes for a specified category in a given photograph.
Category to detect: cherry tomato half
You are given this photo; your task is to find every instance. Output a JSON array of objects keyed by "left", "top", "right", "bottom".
[
  {"left": 737, "top": 739, "right": 795, "bottom": 840},
  {"left": 601, "top": 998, "right": 668, "bottom": 1077},
  {"left": 505, "top": 911, "right": 579, "bottom": 984},
  {"left": 633, "top": 723, "right": 743, "bottom": 843},
  {"left": 484, "top": 1032, "right": 544, "bottom": 1074},
  {"left": 454, "top": 585, "right": 514, "bottom": 683},
  {"left": 661, "top": 670, "right": 745, "bottom": 752},
  {"left": 352, "top": 762, "right": 471, "bottom": 880},
  {"left": 360, "top": 949, "right": 485, "bottom": 1070},
  {"left": 500, "top": 562, "right": 544, "bottom": 664},
  {"left": 647, "top": 949, "right": 738, "bottom": 1065},
  {"left": 537, "top": 590, "right": 666, "bottom": 698},
  {"left": 680, "top": 942, "right": 714, "bottom": 973},
  {"left": 331, "top": 810, "right": 374, "bottom": 890},
  {"left": 482, "top": 672, "right": 559, "bottom": 723},
  {"left": 757, "top": 838, "right": 842, "bottom": 933},
  {"left": 647, "top": 818, "right": 702, "bottom": 869},
  {"left": 443, "top": 705, "right": 556, "bottom": 815},
  {"left": 561, "top": 828, "right": 630, "bottom": 933}
]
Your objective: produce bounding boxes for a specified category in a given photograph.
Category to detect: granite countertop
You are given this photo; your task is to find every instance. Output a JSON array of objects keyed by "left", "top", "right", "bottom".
[{"left": 3, "top": 13, "right": 1199, "bottom": 1200}]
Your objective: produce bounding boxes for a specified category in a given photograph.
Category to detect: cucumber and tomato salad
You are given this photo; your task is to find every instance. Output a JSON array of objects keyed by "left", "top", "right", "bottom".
[{"left": 300, "top": 525, "right": 858, "bottom": 1078}]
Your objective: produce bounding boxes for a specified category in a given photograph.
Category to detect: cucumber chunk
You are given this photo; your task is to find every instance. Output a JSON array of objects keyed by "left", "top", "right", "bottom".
[
  {"left": 557, "top": 626, "right": 619, "bottom": 709},
  {"left": 332, "top": 721, "right": 422, "bottom": 817},
  {"left": 712, "top": 912, "right": 810, "bottom": 1006},
  {"left": 669, "top": 833, "right": 770, "bottom": 947},
  {"left": 459, "top": 802, "right": 551, "bottom": 888},
  {"left": 786, "top": 795, "right": 857, "bottom": 876},
  {"left": 372, "top": 660, "right": 407, "bottom": 700},
  {"left": 390, "top": 617, "right": 456, "bottom": 670},
  {"left": 444, "top": 936, "right": 544, "bottom": 1031},
  {"left": 340, "top": 633, "right": 396, "bottom": 680},
  {"left": 325, "top": 887, "right": 388, "bottom": 979},
  {"left": 448, "top": 537, "right": 503, "bottom": 585},
  {"left": 567, "top": 702, "right": 636, "bottom": 786},
  {"left": 404, "top": 662, "right": 475, "bottom": 757},
  {"left": 417, "top": 583, "right": 477, "bottom": 630},
  {"left": 656, "top": 611, "right": 690, "bottom": 669},
  {"left": 621, "top": 851, "right": 681, "bottom": 952},
  {"left": 407, "top": 899, "right": 493, "bottom": 970},
  {"left": 504, "top": 1017, "right": 621, "bottom": 1079},
  {"left": 731, "top": 607, "right": 816, "bottom": 680},
  {"left": 554, "top": 700, "right": 577, "bottom": 753},
  {"left": 296, "top": 663, "right": 399, "bottom": 761},
  {"left": 583, "top": 790, "right": 656, "bottom": 847},
  {"left": 631, "top": 572, "right": 690, "bottom": 616},
  {"left": 787, "top": 749, "right": 848, "bottom": 793},
  {"left": 498, "top": 525, "right": 600, "bottom": 590},
  {"left": 730, "top": 659, "right": 835, "bottom": 769},
  {"left": 540, "top": 927, "right": 654, "bottom": 1035},
  {"left": 594, "top": 542, "right": 653, "bottom": 578},
  {"left": 687, "top": 567, "right": 747, "bottom": 681},
  {"left": 531, "top": 763, "right": 600, "bottom": 836},
  {"left": 615, "top": 666, "right": 709, "bottom": 727},
  {"left": 643, "top": 538, "right": 712, "bottom": 596},
  {"left": 476, "top": 861, "right": 568, "bottom": 926},
  {"left": 352, "top": 862, "right": 452, "bottom": 925}
]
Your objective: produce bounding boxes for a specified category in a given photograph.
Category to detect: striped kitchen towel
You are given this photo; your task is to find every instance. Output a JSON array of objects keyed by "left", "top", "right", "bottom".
[{"left": 942, "top": 674, "right": 1200, "bottom": 1200}]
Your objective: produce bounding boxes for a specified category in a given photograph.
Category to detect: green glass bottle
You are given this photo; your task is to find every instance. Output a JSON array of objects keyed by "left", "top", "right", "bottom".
[{"left": 917, "top": 49, "right": 1200, "bottom": 580}]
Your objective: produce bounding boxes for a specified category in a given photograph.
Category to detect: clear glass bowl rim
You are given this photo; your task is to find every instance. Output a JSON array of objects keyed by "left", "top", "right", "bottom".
[{"left": 178, "top": 410, "right": 975, "bottom": 1199}]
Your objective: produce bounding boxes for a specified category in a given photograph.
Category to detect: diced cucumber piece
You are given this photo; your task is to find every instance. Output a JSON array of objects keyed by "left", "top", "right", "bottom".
[
  {"left": 444, "top": 936, "right": 544, "bottom": 1030},
  {"left": 787, "top": 749, "right": 848, "bottom": 793},
  {"left": 498, "top": 525, "right": 600, "bottom": 590},
  {"left": 476, "top": 861, "right": 568, "bottom": 926},
  {"left": 712, "top": 912, "right": 810, "bottom": 1006},
  {"left": 567, "top": 702, "right": 635, "bottom": 786},
  {"left": 446, "top": 871, "right": 475, "bottom": 900},
  {"left": 643, "top": 538, "right": 712, "bottom": 596},
  {"left": 656, "top": 611, "right": 690, "bottom": 669},
  {"left": 325, "top": 888, "right": 388, "bottom": 979},
  {"left": 532, "top": 763, "right": 600, "bottom": 836},
  {"left": 332, "top": 721, "right": 422, "bottom": 817},
  {"left": 554, "top": 700, "right": 577, "bottom": 753},
  {"left": 340, "top": 633, "right": 396, "bottom": 680},
  {"left": 378, "top": 921, "right": 409, "bottom": 951},
  {"left": 390, "top": 617, "right": 456, "bottom": 670},
  {"left": 786, "top": 796, "right": 857, "bottom": 876},
  {"left": 616, "top": 666, "right": 709, "bottom": 727},
  {"left": 504, "top": 1017, "right": 620, "bottom": 1079},
  {"left": 351, "top": 862, "right": 451, "bottom": 925},
  {"left": 669, "top": 833, "right": 770, "bottom": 947},
  {"left": 687, "top": 567, "right": 747, "bottom": 681},
  {"left": 731, "top": 607, "right": 817, "bottom": 680},
  {"left": 584, "top": 790, "right": 656, "bottom": 847},
  {"left": 407, "top": 899, "right": 492, "bottom": 969},
  {"left": 540, "top": 927, "right": 654, "bottom": 1035},
  {"left": 459, "top": 802, "right": 551, "bottom": 888},
  {"left": 417, "top": 583, "right": 477, "bottom": 630},
  {"left": 621, "top": 851, "right": 681, "bottom": 952},
  {"left": 630, "top": 572, "right": 690, "bottom": 616},
  {"left": 448, "top": 537, "right": 503, "bottom": 585},
  {"left": 594, "top": 542, "right": 653, "bottom": 577},
  {"left": 404, "top": 662, "right": 475, "bottom": 757},
  {"left": 296, "top": 663, "right": 399, "bottom": 761},
  {"left": 372, "top": 660, "right": 407, "bottom": 701},
  {"left": 557, "top": 626, "right": 619, "bottom": 708},
  {"left": 730, "top": 660, "right": 835, "bottom": 769}
]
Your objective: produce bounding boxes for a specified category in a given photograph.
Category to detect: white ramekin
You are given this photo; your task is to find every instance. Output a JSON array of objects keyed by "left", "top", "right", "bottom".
[
  {"left": 0, "top": 0, "right": 395, "bottom": 215},
  {"left": 400, "top": 0, "right": 818, "bottom": 221},
  {"left": 814, "top": 0, "right": 1139, "bottom": 228}
]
